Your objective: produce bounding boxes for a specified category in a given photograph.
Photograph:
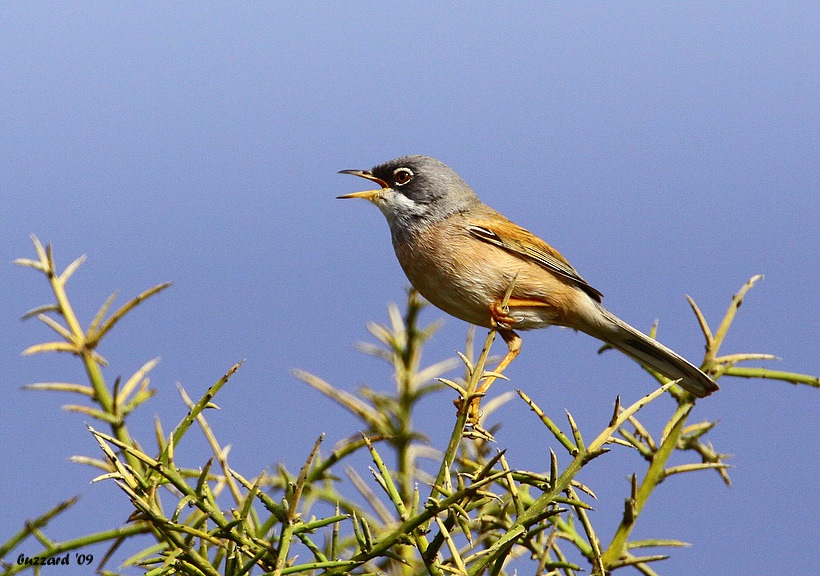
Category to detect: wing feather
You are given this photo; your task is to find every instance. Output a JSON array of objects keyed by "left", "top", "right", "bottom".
[{"left": 466, "top": 221, "right": 603, "bottom": 302}]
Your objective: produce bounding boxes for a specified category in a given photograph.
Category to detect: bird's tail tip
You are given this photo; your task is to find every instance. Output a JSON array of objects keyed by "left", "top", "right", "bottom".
[{"left": 595, "top": 309, "right": 719, "bottom": 398}]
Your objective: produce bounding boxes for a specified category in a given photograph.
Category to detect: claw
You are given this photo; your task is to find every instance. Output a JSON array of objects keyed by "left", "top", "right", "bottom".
[{"left": 489, "top": 301, "right": 516, "bottom": 329}]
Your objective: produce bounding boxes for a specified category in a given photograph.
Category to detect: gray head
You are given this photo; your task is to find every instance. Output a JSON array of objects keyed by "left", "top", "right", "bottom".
[{"left": 338, "top": 155, "right": 480, "bottom": 240}]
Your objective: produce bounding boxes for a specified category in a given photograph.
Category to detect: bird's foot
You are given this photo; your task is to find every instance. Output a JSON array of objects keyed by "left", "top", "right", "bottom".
[
  {"left": 489, "top": 301, "right": 517, "bottom": 330},
  {"left": 453, "top": 393, "right": 484, "bottom": 423},
  {"left": 453, "top": 395, "right": 495, "bottom": 441}
]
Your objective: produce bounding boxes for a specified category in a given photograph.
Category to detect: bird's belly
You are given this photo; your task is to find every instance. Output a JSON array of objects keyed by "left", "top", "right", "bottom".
[
  {"left": 393, "top": 230, "right": 563, "bottom": 330},
  {"left": 405, "top": 263, "right": 500, "bottom": 328}
]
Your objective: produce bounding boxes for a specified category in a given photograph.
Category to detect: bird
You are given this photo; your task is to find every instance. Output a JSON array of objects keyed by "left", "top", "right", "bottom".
[{"left": 338, "top": 155, "right": 718, "bottom": 416}]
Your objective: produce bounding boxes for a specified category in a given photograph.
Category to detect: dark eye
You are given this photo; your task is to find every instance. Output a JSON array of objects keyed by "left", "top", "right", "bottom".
[{"left": 393, "top": 167, "right": 414, "bottom": 186}]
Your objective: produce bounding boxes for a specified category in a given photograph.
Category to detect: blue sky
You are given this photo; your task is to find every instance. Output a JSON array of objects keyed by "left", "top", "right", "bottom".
[{"left": 1, "top": 3, "right": 817, "bottom": 574}]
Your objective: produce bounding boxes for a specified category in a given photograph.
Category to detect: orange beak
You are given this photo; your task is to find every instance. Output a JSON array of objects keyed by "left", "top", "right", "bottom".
[{"left": 337, "top": 170, "right": 389, "bottom": 201}]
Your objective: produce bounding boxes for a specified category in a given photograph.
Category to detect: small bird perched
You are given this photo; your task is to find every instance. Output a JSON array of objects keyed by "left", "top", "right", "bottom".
[{"left": 338, "top": 155, "right": 718, "bottom": 413}]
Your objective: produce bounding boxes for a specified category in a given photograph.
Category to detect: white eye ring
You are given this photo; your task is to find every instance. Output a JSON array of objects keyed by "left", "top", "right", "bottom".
[{"left": 393, "top": 167, "right": 414, "bottom": 186}]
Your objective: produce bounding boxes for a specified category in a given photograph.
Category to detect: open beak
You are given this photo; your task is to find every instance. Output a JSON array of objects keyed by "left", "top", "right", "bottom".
[{"left": 337, "top": 169, "right": 389, "bottom": 201}]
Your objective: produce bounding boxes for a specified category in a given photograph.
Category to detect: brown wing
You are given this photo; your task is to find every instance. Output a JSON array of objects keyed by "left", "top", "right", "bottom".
[{"left": 466, "top": 219, "right": 604, "bottom": 302}]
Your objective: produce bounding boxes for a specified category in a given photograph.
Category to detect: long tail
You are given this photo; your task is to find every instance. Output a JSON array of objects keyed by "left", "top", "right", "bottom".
[{"left": 588, "top": 307, "right": 718, "bottom": 398}]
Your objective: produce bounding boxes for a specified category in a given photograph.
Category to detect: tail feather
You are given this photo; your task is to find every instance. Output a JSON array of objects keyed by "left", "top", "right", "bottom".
[{"left": 592, "top": 308, "right": 718, "bottom": 398}]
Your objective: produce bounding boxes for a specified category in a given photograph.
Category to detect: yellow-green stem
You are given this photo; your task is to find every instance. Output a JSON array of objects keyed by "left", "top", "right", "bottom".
[{"left": 600, "top": 401, "right": 693, "bottom": 567}]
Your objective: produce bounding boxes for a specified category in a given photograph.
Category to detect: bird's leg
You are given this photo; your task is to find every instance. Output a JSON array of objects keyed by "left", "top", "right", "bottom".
[
  {"left": 463, "top": 301, "right": 524, "bottom": 425},
  {"left": 476, "top": 328, "right": 521, "bottom": 395}
]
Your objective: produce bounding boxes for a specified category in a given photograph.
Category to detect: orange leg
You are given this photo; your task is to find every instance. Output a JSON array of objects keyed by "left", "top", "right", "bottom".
[
  {"left": 464, "top": 301, "right": 527, "bottom": 424},
  {"left": 476, "top": 295, "right": 556, "bottom": 394},
  {"left": 475, "top": 328, "right": 521, "bottom": 395}
]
